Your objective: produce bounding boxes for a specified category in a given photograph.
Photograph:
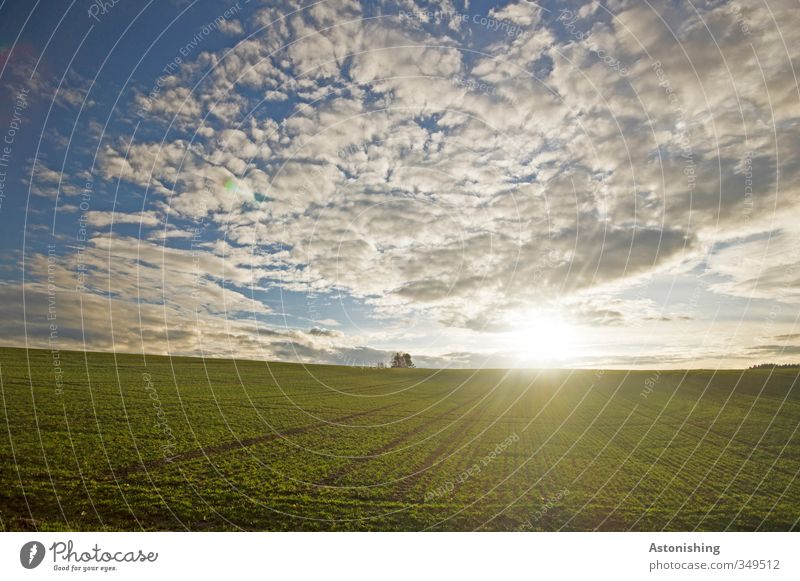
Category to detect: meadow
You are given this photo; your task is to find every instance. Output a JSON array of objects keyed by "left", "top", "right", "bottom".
[{"left": 0, "top": 346, "right": 798, "bottom": 531}]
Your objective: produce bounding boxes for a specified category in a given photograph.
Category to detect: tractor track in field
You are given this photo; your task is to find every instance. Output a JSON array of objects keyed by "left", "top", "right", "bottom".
[
  {"left": 316, "top": 392, "right": 487, "bottom": 488},
  {"left": 107, "top": 401, "right": 406, "bottom": 480},
  {"left": 393, "top": 404, "right": 491, "bottom": 501}
]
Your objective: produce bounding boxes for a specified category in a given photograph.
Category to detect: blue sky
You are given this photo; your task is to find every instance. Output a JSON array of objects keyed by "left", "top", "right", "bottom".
[{"left": 1, "top": 0, "right": 799, "bottom": 368}]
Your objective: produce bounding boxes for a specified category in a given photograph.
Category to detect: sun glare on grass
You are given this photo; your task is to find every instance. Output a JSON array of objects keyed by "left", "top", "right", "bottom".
[{"left": 508, "top": 310, "right": 580, "bottom": 367}]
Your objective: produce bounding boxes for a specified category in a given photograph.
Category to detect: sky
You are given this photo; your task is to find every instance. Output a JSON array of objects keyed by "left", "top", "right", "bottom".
[{"left": 0, "top": 0, "right": 799, "bottom": 369}]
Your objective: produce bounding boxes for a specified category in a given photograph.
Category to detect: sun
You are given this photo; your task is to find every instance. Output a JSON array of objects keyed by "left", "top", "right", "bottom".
[{"left": 508, "top": 310, "right": 580, "bottom": 366}]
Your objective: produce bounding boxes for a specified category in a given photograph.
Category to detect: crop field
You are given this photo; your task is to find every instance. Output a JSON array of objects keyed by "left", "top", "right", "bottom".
[{"left": 0, "top": 346, "right": 798, "bottom": 531}]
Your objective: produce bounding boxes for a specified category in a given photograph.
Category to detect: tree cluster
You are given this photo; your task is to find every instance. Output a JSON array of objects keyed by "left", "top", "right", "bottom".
[{"left": 390, "top": 352, "right": 414, "bottom": 368}]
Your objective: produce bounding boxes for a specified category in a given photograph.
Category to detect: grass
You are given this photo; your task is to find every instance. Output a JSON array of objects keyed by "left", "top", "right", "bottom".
[{"left": 0, "top": 346, "right": 798, "bottom": 531}]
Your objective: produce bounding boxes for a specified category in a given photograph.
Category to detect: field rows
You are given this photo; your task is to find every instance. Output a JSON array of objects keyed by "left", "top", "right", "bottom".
[{"left": 1, "top": 347, "right": 798, "bottom": 531}]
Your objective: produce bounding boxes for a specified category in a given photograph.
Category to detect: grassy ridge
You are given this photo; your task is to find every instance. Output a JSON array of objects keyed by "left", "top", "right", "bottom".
[{"left": 0, "top": 346, "right": 798, "bottom": 531}]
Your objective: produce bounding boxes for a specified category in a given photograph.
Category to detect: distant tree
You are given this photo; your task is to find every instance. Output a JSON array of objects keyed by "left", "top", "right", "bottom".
[
  {"left": 375, "top": 361, "right": 386, "bottom": 369},
  {"left": 390, "top": 352, "right": 414, "bottom": 368}
]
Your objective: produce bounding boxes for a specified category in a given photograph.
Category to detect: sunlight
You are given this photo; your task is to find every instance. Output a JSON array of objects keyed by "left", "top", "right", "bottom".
[{"left": 508, "top": 310, "right": 580, "bottom": 366}]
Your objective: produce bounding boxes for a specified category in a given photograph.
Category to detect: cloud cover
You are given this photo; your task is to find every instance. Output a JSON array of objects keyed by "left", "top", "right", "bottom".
[{"left": 4, "top": 0, "right": 800, "bottom": 367}]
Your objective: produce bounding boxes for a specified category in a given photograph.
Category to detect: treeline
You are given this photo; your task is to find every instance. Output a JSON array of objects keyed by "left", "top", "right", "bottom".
[{"left": 749, "top": 363, "right": 800, "bottom": 369}]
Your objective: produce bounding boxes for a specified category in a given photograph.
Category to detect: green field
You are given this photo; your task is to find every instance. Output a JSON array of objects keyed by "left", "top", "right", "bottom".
[{"left": 0, "top": 346, "right": 798, "bottom": 531}]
